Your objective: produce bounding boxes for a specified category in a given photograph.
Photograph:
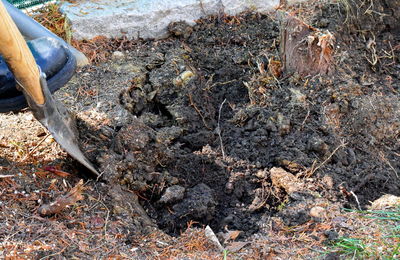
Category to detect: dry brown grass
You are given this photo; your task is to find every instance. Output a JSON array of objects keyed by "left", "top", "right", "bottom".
[
  {"left": 31, "top": 3, "right": 72, "bottom": 44},
  {"left": 31, "top": 4, "right": 137, "bottom": 64}
]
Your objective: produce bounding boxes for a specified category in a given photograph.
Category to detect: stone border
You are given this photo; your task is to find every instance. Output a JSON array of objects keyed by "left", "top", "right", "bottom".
[{"left": 61, "top": 0, "right": 292, "bottom": 40}]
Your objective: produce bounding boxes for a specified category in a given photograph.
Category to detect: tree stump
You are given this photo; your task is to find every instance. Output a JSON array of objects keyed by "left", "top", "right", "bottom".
[{"left": 280, "top": 14, "right": 335, "bottom": 76}]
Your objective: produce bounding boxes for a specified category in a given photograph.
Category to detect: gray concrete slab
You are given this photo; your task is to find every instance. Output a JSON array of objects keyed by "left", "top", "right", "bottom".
[{"left": 60, "top": 0, "right": 300, "bottom": 40}]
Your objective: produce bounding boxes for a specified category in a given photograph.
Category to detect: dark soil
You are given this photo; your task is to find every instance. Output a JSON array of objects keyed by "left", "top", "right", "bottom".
[
  {"left": 74, "top": 3, "right": 399, "bottom": 237},
  {"left": 1, "top": 0, "right": 399, "bottom": 258}
]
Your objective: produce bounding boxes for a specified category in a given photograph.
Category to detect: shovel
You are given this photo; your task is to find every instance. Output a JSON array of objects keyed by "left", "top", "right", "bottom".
[{"left": 0, "top": 1, "right": 98, "bottom": 175}]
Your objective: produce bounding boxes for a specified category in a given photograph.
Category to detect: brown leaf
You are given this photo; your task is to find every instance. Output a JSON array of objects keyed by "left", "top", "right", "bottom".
[
  {"left": 225, "top": 241, "right": 249, "bottom": 253},
  {"left": 38, "top": 179, "right": 85, "bottom": 216}
]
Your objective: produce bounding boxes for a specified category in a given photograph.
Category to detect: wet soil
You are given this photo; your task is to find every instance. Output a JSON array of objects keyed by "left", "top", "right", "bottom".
[{"left": 1, "top": 0, "right": 399, "bottom": 258}]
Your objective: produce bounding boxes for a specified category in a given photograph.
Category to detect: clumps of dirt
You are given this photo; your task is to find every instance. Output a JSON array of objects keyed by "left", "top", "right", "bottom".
[
  {"left": 98, "top": 14, "right": 284, "bottom": 236},
  {"left": 157, "top": 183, "right": 217, "bottom": 234},
  {"left": 59, "top": 2, "right": 399, "bottom": 243},
  {"left": 99, "top": 118, "right": 177, "bottom": 192},
  {"left": 346, "top": 94, "right": 400, "bottom": 144},
  {"left": 1, "top": 1, "right": 399, "bottom": 258}
]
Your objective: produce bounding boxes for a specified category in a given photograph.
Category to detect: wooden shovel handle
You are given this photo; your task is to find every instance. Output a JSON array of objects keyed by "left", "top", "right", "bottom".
[{"left": 0, "top": 0, "right": 44, "bottom": 105}]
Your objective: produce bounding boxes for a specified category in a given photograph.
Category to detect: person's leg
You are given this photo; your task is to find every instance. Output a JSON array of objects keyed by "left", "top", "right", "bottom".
[{"left": 0, "top": 37, "right": 76, "bottom": 112}]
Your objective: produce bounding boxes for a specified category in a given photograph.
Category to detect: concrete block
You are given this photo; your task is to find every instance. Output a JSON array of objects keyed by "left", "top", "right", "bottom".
[
  {"left": 221, "top": 0, "right": 278, "bottom": 15},
  {"left": 61, "top": 0, "right": 299, "bottom": 40}
]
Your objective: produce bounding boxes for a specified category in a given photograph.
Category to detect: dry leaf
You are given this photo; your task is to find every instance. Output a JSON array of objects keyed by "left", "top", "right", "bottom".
[
  {"left": 223, "top": 230, "right": 242, "bottom": 243},
  {"left": 228, "top": 230, "right": 241, "bottom": 241},
  {"left": 225, "top": 241, "right": 249, "bottom": 252},
  {"left": 38, "top": 179, "right": 85, "bottom": 216}
]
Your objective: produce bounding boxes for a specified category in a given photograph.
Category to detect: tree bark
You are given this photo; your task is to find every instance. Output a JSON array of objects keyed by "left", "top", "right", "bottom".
[{"left": 280, "top": 14, "right": 335, "bottom": 76}]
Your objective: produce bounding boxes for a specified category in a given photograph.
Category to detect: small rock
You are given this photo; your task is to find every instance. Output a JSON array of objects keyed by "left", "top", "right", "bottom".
[
  {"left": 225, "top": 182, "right": 234, "bottom": 194},
  {"left": 24, "top": 113, "right": 34, "bottom": 121},
  {"left": 309, "top": 206, "right": 326, "bottom": 219},
  {"left": 158, "top": 185, "right": 185, "bottom": 204},
  {"left": 270, "top": 167, "right": 303, "bottom": 194},
  {"left": 45, "top": 136, "right": 55, "bottom": 145},
  {"left": 204, "top": 225, "right": 224, "bottom": 251},
  {"left": 112, "top": 51, "right": 125, "bottom": 59},
  {"left": 308, "top": 137, "right": 329, "bottom": 155}
]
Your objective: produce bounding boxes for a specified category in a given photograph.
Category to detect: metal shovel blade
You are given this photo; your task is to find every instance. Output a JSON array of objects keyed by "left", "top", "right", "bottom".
[{"left": 24, "top": 75, "right": 99, "bottom": 176}]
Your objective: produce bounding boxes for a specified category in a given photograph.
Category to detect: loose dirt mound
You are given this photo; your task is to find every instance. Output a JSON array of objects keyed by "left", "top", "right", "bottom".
[
  {"left": 1, "top": 0, "right": 399, "bottom": 258},
  {"left": 74, "top": 6, "right": 399, "bottom": 236}
]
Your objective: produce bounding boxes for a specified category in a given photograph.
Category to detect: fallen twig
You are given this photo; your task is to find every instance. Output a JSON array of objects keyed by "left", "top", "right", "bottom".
[
  {"left": 188, "top": 93, "right": 211, "bottom": 130},
  {"left": 22, "top": 133, "right": 50, "bottom": 161},
  {"left": 307, "top": 141, "right": 348, "bottom": 177},
  {"left": 44, "top": 166, "right": 71, "bottom": 178},
  {"left": 204, "top": 79, "right": 238, "bottom": 92},
  {"left": 0, "top": 174, "right": 14, "bottom": 178},
  {"left": 217, "top": 99, "right": 227, "bottom": 159},
  {"left": 300, "top": 109, "right": 310, "bottom": 130},
  {"left": 350, "top": 191, "right": 362, "bottom": 210},
  {"left": 378, "top": 151, "right": 398, "bottom": 178}
]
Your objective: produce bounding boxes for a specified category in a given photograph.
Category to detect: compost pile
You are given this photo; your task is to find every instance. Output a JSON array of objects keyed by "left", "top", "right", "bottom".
[{"left": 0, "top": 0, "right": 399, "bottom": 258}]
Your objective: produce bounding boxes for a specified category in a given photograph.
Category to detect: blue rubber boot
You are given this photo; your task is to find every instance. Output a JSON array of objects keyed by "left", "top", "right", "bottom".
[{"left": 0, "top": 37, "right": 77, "bottom": 112}]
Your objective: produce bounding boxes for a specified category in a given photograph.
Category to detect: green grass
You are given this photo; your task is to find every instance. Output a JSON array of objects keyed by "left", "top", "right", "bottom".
[
  {"left": 329, "top": 237, "right": 370, "bottom": 259},
  {"left": 223, "top": 249, "right": 229, "bottom": 260},
  {"left": 326, "top": 207, "right": 400, "bottom": 259}
]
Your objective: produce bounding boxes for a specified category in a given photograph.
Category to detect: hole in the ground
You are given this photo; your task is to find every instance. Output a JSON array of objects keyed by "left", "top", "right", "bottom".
[
  {"left": 73, "top": 10, "right": 400, "bottom": 244},
  {"left": 150, "top": 101, "right": 173, "bottom": 119}
]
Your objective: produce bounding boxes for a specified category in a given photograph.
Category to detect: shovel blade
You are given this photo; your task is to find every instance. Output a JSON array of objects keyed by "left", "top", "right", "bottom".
[{"left": 25, "top": 75, "right": 99, "bottom": 175}]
